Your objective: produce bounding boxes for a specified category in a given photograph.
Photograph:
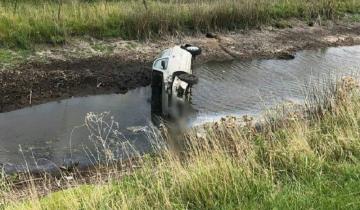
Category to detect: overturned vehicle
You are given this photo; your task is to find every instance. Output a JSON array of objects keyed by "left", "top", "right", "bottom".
[{"left": 151, "top": 45, "right": 201, "bottom": 120}]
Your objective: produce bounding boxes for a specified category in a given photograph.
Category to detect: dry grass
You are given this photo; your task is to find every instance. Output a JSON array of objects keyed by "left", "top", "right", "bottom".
[{"left": 0, "top": 0, "right": 359, "bottom": 48}]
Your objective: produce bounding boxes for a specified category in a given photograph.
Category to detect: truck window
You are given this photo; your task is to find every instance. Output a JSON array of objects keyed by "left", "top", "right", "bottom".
[{"left": 153, "top": 58, "right": 169, "bottom": 70}]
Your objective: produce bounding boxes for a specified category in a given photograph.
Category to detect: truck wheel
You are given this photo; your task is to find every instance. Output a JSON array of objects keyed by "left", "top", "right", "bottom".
[
  {"left": 177, "top": 73, "right": 199, "bottom": 85},
  {"left": 182, "top": 44, "right": 202, "bottom": 57}
]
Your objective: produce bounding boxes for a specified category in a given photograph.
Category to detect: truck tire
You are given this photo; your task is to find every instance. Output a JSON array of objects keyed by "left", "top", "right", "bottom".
[
  {"left": 182, "top": 44, "right": 202, "bottom": 57},
  {"left": 177, "top": 73, "right": 199, "bottom": 85}
]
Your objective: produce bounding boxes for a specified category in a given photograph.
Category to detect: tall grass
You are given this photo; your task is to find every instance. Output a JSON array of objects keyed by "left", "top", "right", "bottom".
[
  {"left": 2, "top": 77, "right": 360, "bottom": 209},
  {"left": 0, "top": 0, "right": 359, "bottom": 48}
]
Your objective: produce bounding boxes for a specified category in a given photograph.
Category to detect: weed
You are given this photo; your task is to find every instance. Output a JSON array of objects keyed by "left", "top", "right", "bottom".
[{"left": 0, "top": 0, "right": 359, "bottom": 48}]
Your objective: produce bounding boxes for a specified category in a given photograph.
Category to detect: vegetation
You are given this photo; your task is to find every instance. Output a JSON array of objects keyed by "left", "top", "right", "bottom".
[
  {"left": 0, "top": 0, "right": 359, "bottom": 48},
  {"left": 2, "top": 77, "right": 360, "bottom": 209}
]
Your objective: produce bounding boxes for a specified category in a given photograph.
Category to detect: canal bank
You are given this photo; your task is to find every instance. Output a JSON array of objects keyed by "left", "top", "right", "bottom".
[{"left": 1, "top": 20, "right": 360, "bottom": 112}]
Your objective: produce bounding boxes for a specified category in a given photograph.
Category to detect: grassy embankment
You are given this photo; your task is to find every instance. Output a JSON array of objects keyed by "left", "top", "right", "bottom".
[
  {"left": 3, "top": 77, "right": 360, "bottom": 209},
  {"left": 0, "top": 0, "right": 360, "bottom": 49}
]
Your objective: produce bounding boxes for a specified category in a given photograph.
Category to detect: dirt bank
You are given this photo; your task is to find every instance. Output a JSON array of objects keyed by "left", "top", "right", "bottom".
[
  {"left": 0, "top": 58, "right": 152, "bottom": 112},
  {"left": 1, "top": 20, "right": 360, "bottom": 112}
]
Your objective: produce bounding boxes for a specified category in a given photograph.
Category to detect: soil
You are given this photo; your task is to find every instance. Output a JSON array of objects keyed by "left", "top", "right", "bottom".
[
  {"left": 1, "top": 20, "right": 360, "bottom": 112},
  {"left": 0, "top": 58, "right": 152, "bottom": 112}
]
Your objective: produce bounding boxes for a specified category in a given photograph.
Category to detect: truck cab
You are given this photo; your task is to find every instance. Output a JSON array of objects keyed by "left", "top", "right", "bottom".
[{"left": 151, "top": 45, "right": 201, "bottom": 120}]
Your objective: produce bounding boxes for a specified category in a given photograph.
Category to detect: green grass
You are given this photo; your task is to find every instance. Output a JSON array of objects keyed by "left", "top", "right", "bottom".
[
  {"left": 0, "top": 49, "right": 13, "bottom": 63},
  {"left": 0, "top": 48, "right": 30, "bottom": 68},
  {"left": 8, "top": 164, "right": 360, "bottom": 209},
  {"left": 0, "top": 0, "right": 359, "bottom": 49},
  {"left": 3, "top": 78, "right": 360, "bottom": 209}
]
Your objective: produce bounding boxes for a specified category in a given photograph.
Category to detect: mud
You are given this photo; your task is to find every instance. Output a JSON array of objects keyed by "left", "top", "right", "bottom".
[
  {"left": 0, "top": 58, "right": 151, "bottom": 112},
  {"left": 1, "top": 20, "right": 360, "bottom": 112}
]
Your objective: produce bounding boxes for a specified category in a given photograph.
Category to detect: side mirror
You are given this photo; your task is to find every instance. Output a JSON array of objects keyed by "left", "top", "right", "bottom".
[{"left": 161, "top": 60, "right": 166, "bottom": 69}]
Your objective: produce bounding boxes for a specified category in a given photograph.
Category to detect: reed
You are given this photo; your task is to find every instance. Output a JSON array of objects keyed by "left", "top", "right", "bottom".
[{"left": 0, "top": 0, "right": 359, "bottom": 48}]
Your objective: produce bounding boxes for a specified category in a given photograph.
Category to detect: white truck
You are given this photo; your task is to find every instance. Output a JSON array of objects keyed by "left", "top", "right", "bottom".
[{"left": 151, "top": 45, "right": 201, "bottom": 119}]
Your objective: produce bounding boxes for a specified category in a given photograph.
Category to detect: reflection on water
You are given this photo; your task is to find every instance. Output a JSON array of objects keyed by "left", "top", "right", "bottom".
[{"left": 1, "top": 45, "right": 360, "bottom": 172}]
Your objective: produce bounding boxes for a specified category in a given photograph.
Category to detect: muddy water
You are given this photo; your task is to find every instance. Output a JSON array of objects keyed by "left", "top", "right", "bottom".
[
  {"left": 192, "top": 46, "right": 360, "bottom": 123},
  {"left": 1, "top": 45, "right": 360, "bottom": 172},
  {"left": 0, "top": 89, "right": 152, "bottom": 172}
]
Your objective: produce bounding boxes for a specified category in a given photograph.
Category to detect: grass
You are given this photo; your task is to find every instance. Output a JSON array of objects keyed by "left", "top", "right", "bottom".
[
  {"left": 0, "top": 48, "right": 30, "bottom": 69},
  {"left": 2, "top": 77, "right": 360, "bottom": 209},
  {"left": 0, "top": 49, "right": 13, "bottom": 63},
  {"left": 0, "top": 0, "right": 359, "bottom": 48}
]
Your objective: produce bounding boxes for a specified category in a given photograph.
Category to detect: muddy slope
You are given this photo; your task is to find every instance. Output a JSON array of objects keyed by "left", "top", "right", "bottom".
[
  {"left": 0, "top": 58, "right": 151, "bottom": 112},
  {"left": 1, "top": 20, "right": 360, "bottom": 112}
]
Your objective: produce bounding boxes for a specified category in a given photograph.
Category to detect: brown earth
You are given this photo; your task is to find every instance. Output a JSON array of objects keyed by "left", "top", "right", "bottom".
[
  {"left": 1, "top": 20, "right": 360, "bottom": 112},
  {"left": 0, "top": 58, "right": 152, "bottom": 112}
]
